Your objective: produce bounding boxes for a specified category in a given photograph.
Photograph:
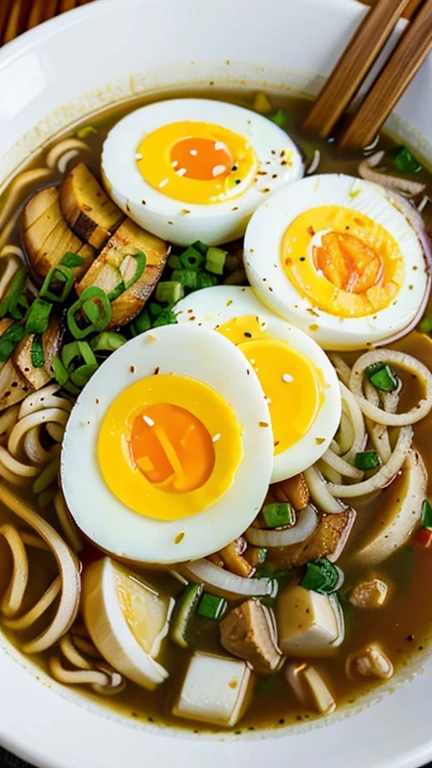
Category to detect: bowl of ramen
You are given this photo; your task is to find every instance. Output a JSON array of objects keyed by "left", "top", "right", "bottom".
[{"left": 0, "top": 0, "right": 432, "bottom": 766}]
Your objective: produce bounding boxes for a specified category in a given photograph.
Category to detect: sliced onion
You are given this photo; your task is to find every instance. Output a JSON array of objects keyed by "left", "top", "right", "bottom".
[
  {"left": 246, "top": 505, "right": 319, "bottom": 548},
  {"left": 304, "top": 466, "right": 346, "bottom": 514},
  {"left": 183, "top": 559, "right": 274, "bottom": 598},
  {"left": 359, "top": 151, "right": 426, "bottom": 196}
]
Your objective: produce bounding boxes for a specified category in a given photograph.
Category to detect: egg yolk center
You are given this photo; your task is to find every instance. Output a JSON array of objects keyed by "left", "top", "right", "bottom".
[
  {"left": 170, "top": 137, "right": 233, "bottom": 181},
  {"left": 130, "top": 403, "right": 215, "bottom": 492},
  {"left": 218, "top": 315, "right": 324, "bottom": 455},
  {"left": 314, "top": 231, "right": 384, "bottom": 294}
]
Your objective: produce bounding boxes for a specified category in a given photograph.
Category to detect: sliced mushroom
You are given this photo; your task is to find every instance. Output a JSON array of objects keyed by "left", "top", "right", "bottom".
[
  {"left": 276, "top": 585, "right": 344, "bottom": 657},
  {"left": 220, "top": 599, "right": 284, "bottom": 673},
  {"left": 272, "top": 473, "right": 310, "bottom": 510},
  {"left": 351, "top": 450, "right": 426, "bottom": 567},
  {"left": 346, "top": 644, "right": 393, "bottom": 680},
  {"left": 13, "top": 335, "right": 50, "bottom": 390},
  {"left": 268, "top": 507, "right": 355, "bottom": 569},
  {"left": 0, "top": 320, "right": 30, "bottom": 410},
  {"left": 286, "top": 663, "right": 336, "bottom": 715},
  {"left": 76, "top": 219, "right": 170, "bottom": 328},
  {"left": 22, "top": 188, "right": 94, "bottom": 279},
  {"left": 42, "top": 314, "right": 64, "bottom": 376},
  {"left": 59, "top": 163, "right": 124, "bottom": 249},
  {"left": 349, "top": 578, "right": 389, "bottom": 609}
]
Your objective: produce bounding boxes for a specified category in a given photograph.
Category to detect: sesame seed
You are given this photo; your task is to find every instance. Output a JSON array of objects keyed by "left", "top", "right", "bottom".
[
  {"left": 135, "top": 153, "right": 143, "bottom": 160},
  {"left": 159, "top": 178, "right": 169, "bottom": 188},
  {"left": 190, "top": 149, "right": 198, "bottom": 156},
  {"left": 176, "top": 168, "right": 187, "bottom": 177},
  {"left": 265, "top": 397, "right": 272, "bottom": 404},
  {"left": 212, "top": 164, "right": 226, "bottom": 177},
  {"left": 212, "top": 433, "right": 221, "bottom": 442},
  {"left": 172, "top": 160, "right": 179, "bottom": 168},
  {"left": 282, "top": 373, "right": 293, "bottom": 383},
  {"left": 143, "top": 415, "right": 155, "bottom": 427},
  {"left": 215, "top": 141, "right": 226, "bottom": 152}
]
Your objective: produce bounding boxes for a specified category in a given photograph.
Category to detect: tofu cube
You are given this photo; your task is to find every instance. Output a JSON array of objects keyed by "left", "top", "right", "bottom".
[
  {"left": 172, "top": 651, "right": 255, "bottom": 727},
  {"left": 276, "top": 585, "right": 339, "bottom": 656}
]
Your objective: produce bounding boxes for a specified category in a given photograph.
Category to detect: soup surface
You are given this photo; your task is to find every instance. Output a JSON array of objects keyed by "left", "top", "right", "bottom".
[{"left": 0, "top": 86, "right": 432, "bottom": 733}]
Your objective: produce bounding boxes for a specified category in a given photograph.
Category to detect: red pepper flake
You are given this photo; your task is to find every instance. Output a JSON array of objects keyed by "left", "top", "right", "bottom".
[
  {"left": 262, "top": 188, "right": 271, "bottom": 193},
  {"left": 285, "top": 258, "right": 293, "bottom": 266},
  {"left": 274, "top": 440, "right": 280, "bottom": 447},
  {"left": 246, "top": 369, "right": 250, "bottom": 375},
  {"left": 413, "top": 528, "right": 432, "bottom": 548},
  {"left": 232, "top": 206, "right": 239, "bottom": 211},
  {"left": 189, "top": 315, "right": 196, "bottom": 321},
  {"left": 250, "top": 248, "right": 255, "bottom": 254},
  {"left": 307, "top": 226, "right": 315, "bottom": 236},
  {"left": 87, "top": 420, "right": 91, "bottom": 425},
  {"left": 259, "top": 421, "right": 269, "bottom": 427},
  {"left": 257, "top": 171, "right": 267, "bottom": 176}
]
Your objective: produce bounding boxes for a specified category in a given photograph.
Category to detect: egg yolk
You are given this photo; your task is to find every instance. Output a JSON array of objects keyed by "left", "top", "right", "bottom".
[
  {"left": 218, "top": 315, "right": 324, "bottom": 455},
  {"left": 130, "top": 404, "right": 215, "bottom": 492},
  {"left": 136, "top": 121, "right": 257, "bottom": 205},
  {"left": 281, "top": 205, "right": 405, "bottom": 318},
  {"left": 97, "top": 373, "right": 243, "bottom": 521}
]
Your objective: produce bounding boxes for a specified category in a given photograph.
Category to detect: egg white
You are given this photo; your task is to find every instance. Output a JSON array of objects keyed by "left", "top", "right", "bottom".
[
  {"left": 244, "top": 174, "right": 429, "bottom": 350},
  {"left": 61, "top": 324, "right": 274, "bottom": 564},
  {"left": 102, "top": 98, "right": 304, "bottom": 246},
  {"left": 175, "top": 286, "right": 341, "bottom": 480}
]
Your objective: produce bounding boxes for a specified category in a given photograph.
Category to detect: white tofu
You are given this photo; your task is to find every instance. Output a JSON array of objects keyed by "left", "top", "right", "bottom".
[
  {"left": 276, "top": 585, "right": 340, "bottom": 657},
  {"left": 172, "top": 651, "right": 255, "bottom": 727}
]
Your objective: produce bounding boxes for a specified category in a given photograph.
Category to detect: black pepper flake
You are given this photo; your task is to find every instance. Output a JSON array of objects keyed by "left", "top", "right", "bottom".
[
  {"left": 281, "top": 160, "right": 287, "bottom": 166},
  {"left": 274, "top": 441, "right": 280, "bottom": 447},
  {"left": 11, "top": 381, "right": 18, "bottom": 388},
  {"left": 148, "top": 717, "right": 154, "bottom": 723},
  {"left": 232, "top": 165, "right": 238, "bottom": 172},
  {"left": 235, "top": 179, "right": 241, "bottom": 185},
  {"left": 246, "top": 369, "right": 250, "bottom": 375},
  {"left": 279, "top": 719, "right": 285, "bottom": 725},
  {"left": 96, "top": 398, "right": 100, "bottom": 405},
  {"left": 130, "top": 365, "right": 136, "bottom": 373},
  {"left": 262, "top": 188, "right": 270, "bottom": 193},
  {"left": 131, "top": 712, "right": 138, "bottom": 718},
  {"left": 244, "top": 331, "right": 252, "bottom": 338},
  {"left": 407, "top": 634, "right": 414, "bottom": 642},
  {"left": 272, "top": 174, "right": 278, "bottom": 179},
  {"left": 141, "top": 200, "right": 147, "bottom": 205},
  {"left": 168, "top": 221, "right": 174, "bottom": 225},
  {"left": 232, "top": 206, "right": 239, "bottom": 211},
  {"left": 299, "top": 257, "right": 306, "bottom": 262},
  {"left": 87, "top": 420, "right": 91, "bottom": 425},
  {"left": 126, "top": 202, "right": 131, "bottom": 212},
  {"left": 154, "top": 366, "right": 160, "bottom": 375}
]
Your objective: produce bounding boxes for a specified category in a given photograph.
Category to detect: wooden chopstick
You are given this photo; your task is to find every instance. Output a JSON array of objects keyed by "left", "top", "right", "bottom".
[
  {"left": 303, "top": 0, "right": 412, "bottom": 140},
  {"left": 339, "top": 0, "right": 432, "bottom": 148},
  {"left": 2, "top": 0, "right": 34, "bottom": 44}
]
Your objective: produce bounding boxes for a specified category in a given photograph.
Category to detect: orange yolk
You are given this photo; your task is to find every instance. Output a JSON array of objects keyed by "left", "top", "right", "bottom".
[
  {"left": 131, "top": 403, "right": 215, "bottom": 492},
  {"left": 314, "top": 231, "right": 384, "bottom": 294},
  {"left": 170, "top": 137, "right": 233, "bottom": 181}
]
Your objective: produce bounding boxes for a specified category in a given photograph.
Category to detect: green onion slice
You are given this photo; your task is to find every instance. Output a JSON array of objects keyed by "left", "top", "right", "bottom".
[
  {"left": 25, "top": 298, "right": 52, "bottom": 335},
  {"left": 301, "top": 557, "right": 344, "bottom": 595},
  {"left": 205, "top": 247, "right": 227, "bottom": 275},
  {"left": 354, "top": 450, "right": 381, "bottom": 471},
  {"left": 40, "top": 265, "right": 75, "bottom": 303},
  {"left": 67, "top": 286, "right": 112, "bottom": 339},
  {"left": 152, "top": 308, "right": 177, "bottom": 328},
  {"left": 179, "top": 245, "right": 206, "bottom": 271},
  {"left": 155, "top": 281, "right": 184, "bottom": 305},
  {"left": 197, "top": 593, "right": 228, "bottom": 621},
  {"left": 0, "top": 323, "right": 26, "bottom": 363},
  {"left": 270, "top": 109, "right": 287, "bottom": 127},
  {"left": 31, "top": 335, "right": 45, "bottom": 369},
  {"left": 130, "top": 308, "right": 152, "bottom": 337},
  {"left": 90, "top": 332, "right": 127, "bottom": 353},
  {"left": 392, "top": 145, "right": 422, "bottom": 174},
  {"left": 262, "top": 502, "right": 295, "bottom": 529},
  {"left": 60, "top": 252, "right": 85, "bottom": 269},
  {"left": 366, "top": 362, "right": 398, "bottom": 393},
  {"left": 421, "top": 499, "right": 432, "bottom": 531}
]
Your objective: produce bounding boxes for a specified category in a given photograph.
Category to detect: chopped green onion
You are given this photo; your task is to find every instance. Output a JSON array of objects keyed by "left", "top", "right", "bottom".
[
  {"left": 40, "top": 265, "right": 75, "bottom": 303},
  {"left": 123, "top": 251, "right": 146, "bottom": 290},
  {"left": 62, "top": 380, "right": 80, "bottom": 396},
  {"left": 421, "top": 499, "right": 432, "bottom": 531},
  {"left": 148, "top": 302, "right": 163, "bottom": 318},
  {"left": 25, "top": 298, "right": 52, "bottom": 335},
  {"left": 108, "top": 282, "right": 125, "bottom": 301},
  {"left": 392, "top": 145, "right": 422, "bottom": 174},
  {"left": 60, "top": 252, "right": 85, "bottom": 269},
  {"left": 354, "top": 450, "right": 381, "bottom": 471},
  {"left": 155, "top": 281, "right": 184, "bottom": 305},
  {"left": 225, "top": 254, "right": 240, "bottom": 274},
  {"left": 197, "top": 593, "right": 228, "bottom": 621},
  {"left": 62, "top": 340, "right": 97, "bottom": 372},
  {"left": 52, "top": 356, "right": 69, "bottom": 387},
  {"left": 70, "top": 363, "right": 98, "bottom": 388},
  {"left": 167, "top": 254, "right": 182, "bottom": 270},
  {"left": 0, "top": 323, "right": 26, "bottom": 362},
  {"left": 31, "top": 335, "right": 45, "bottom": 369},
  {"left": 76, "top": 125, "right": 97, "bottom": 139},
  {"left": 205, "top": 247, "right": 227, "bottom": 275},
  {"left": 67, "top": 286, "right": 112, "bottom": 339},
  {"left": 152, "top": 308, "right": 177, "bottom": 328},
  {"left": 262, "top": 502, "right": 295, "bottom": 528},
  {"left": 419, "top": 314, "right": 432, "bottom": 334},
  {"left": 366, "top": 362, "right": 398, "bottom": 393},
  {"left": 301, "top": 557, "right": 343, "bottom": 595},
  {"left": 90, "top": 332, "right": 127, "bottom": 353},
  {"left": 170, "top": 583, "right": 204, "bottom": 648},
  {"left": 171, "top": 269, "right": 199, "bottom": 290},
  {"left": 180, "top": 245, "right": 206, "bottom": 271},
  {"left": 197, "top": 272, "right": 219, "bottom": 289},
  {"left": 192, "top": 240, "right": 209, "bottom": 255},
  {"left": 270, "top": 109, "right": 287, "bottom": 127},
  {"left": 130, "top": 308, "right": 151, "bottom": 337},
  {"left": 0, "top": 267, "right": 27, "bottom": 320}
]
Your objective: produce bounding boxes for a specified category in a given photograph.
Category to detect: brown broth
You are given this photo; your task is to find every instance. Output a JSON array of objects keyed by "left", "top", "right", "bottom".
[{"left": 1, "top": 86, "right": 432, "bottom": 733}]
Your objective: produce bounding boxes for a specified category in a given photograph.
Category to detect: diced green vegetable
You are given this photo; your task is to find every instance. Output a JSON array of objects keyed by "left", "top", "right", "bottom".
[
  {"left": 421, "top": 499, "right": 432, "bottom": 531},
  {"left": 60, "top": 252, "right": 85, "bottom": 269},
  {"left": 197, "top": 593, "right": 228, "bottom": 621},
  {"left": 0, "top": 267, "right": 27, "bottom": 320},
  {"left": 67, "top": 286, "right": 112, "bottom": 339},
  {"left": 130, "top": 308, "right": 151, "bottom": 337},
  {"left": 122, "top": 251, "right": 146, "bottom": 290},
  {"left": 108, "top": 282, "right": 125, "bottom": 301},
  {"left": 192, "top": 240, "right": 209, "bottom": 255},
  {"left": 419, "top": 313, "right": 432, "bottom": 334},
  {"left": 31, "top": 335, "right": 45, "bottom": 369},
  {"left": 354, "top": 450, "right": 381, "bottom": 471},
  {"left": 262, "top": 502, "right": 295, "bottom": 528},
  {"left": 167, "top": 254, "right": 182, "bottom": 270},
  {"left": 180, "top": 245, "right": 206, "bottom": 271},
  {"left": 225, "top": 254, "right": 240, "bottom": 274},
  {"left": 70, "top": 363, "right": 98, "bottom": 388},
  {"left": 170, "top": 583, "right": 204, "bottom": 648},
  {"left": 301, "top": 557, "right": 343, "bottom": 595},
  {"left": 205, "top": 247, "right": 227, "bottom": 275},
  {"left": 366, "top": 362, "right": 398, "bottom": 392},
  {"left": 148, "top": 302, "right": 163, "bottom": 318},
  {"left": 62, "top": 340, "right": 97, "bottom": 372},
  {"left": 52, "top": 355, "right": 69, "bottom": 387},
  {"left": 90, "top": 332, "right": 127, "bottom": 353},
  {"left": 0, "top": 323, "right": 26, "bottom": 362},
  {"left": 171, "top": 269, "right": 199, "bottom": 291},
  {"left": 270, "top": 109, "right": 287, "bottom": 127},
  {"left": 392, "top": 145, "right": 422, "bottom": 174},
  {"left": 40, "top": 265, "right": 75, "bottom": 303},
  {"left": 155, "top": 280, "right": 185, "bottom": 305},
  {"left": 25, "top": 298, "right": 52, "bottom": 335},
  {"left": 152, "top": 308, "right": 177, "bottom": 328}
]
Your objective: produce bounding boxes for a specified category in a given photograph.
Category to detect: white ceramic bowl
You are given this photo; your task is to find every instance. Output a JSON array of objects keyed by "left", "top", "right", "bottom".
[{"left": 0, "top": 1, "right": 432, "bottom": 766}]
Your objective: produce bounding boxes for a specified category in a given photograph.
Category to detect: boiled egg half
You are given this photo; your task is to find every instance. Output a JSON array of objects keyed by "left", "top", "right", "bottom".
[
  {"left": 102, "top": 98, "right": 304, "bottom": 246},
  {"left": 245, "top": 174, "right": 429, "bottom": 349},
  {"left": 175, "top": 286, "right": 341, "bottom": 480},
  {"left": 61, "top": 324, "right": 274, "bottom": 564}
]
